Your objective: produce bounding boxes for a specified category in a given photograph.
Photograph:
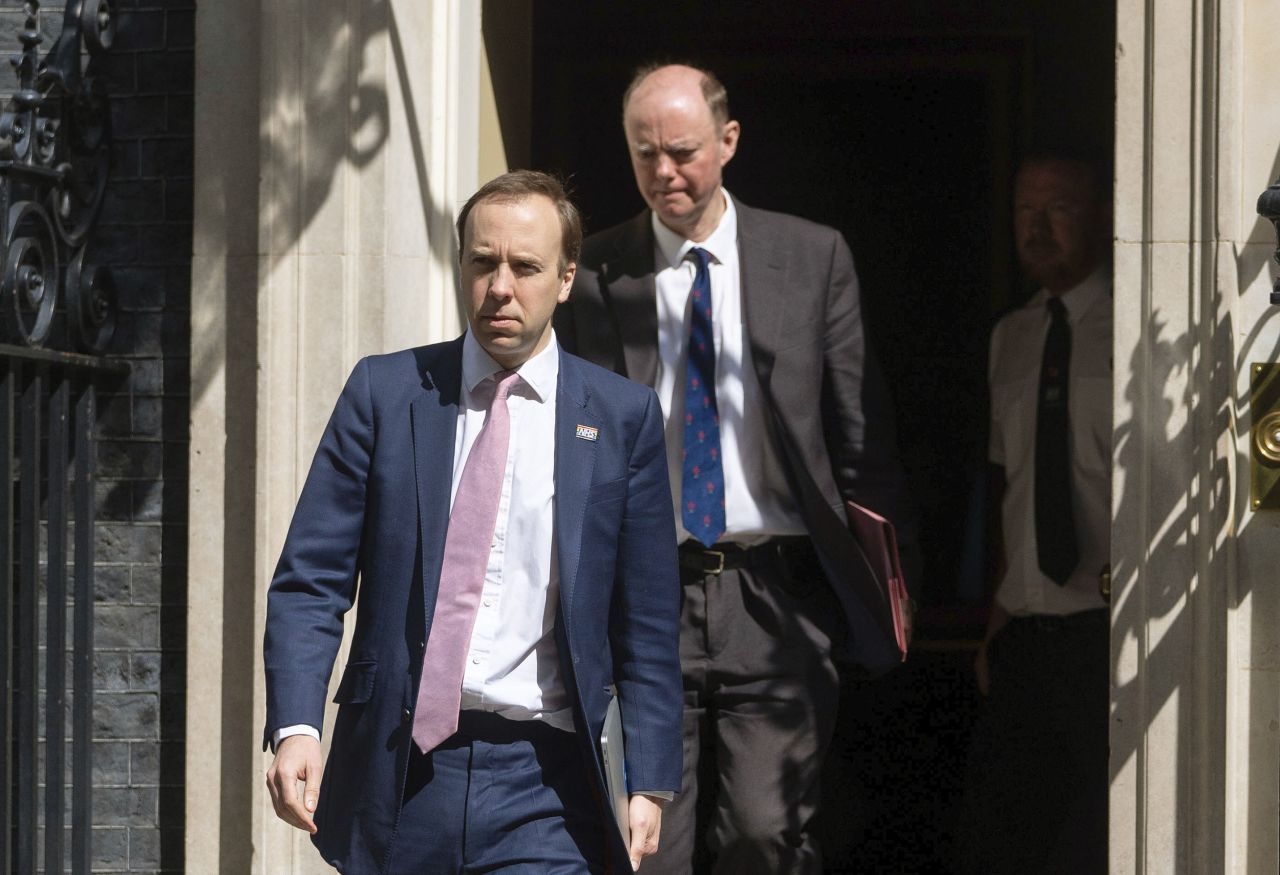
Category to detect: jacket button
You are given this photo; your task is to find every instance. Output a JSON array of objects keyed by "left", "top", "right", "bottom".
[{"left": 402, "top": 708, "right": 411, "bottom": 723}]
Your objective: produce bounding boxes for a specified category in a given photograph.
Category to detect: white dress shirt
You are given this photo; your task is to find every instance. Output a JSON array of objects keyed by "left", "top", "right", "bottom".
[
  {"left": 989, "top": 268, "right": 1112, "bottom": 617},
  {"left": 453, "top": 331, "right": 571, "bottom": 729},
  {"left": 652, "top": 190, "right": 806, "bottom": 544}
]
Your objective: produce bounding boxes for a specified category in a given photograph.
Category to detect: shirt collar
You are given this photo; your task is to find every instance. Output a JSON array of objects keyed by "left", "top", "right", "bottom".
[
  {"left": 651, "top": 187, "right": 739, "bottom": 270},
  {"left": 1037, "top": 266, "right": 1110, "bottom": 323},
  {"left": 461, "top": 329, "right": 559, "bottom": 403}
]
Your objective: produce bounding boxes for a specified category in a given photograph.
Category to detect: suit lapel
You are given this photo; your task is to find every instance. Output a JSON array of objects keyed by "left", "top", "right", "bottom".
[
  {"left": 410, "top": 339, "right": 463, "bottom": 635},
  {"left": 602, "top": 213, "right": 660, "bottom": 387},
  {"left": 736, "top": 200, "right": 787, "bottom": 389},
  {"left": 553, "top": 354, "right": 598, "bottom": 630}
]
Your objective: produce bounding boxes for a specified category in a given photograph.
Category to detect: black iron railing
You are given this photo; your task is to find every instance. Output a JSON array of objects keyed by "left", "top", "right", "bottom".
[
  {"left": 1258, "top": 177, "right": 1280, "bottom": 307},
  {"left": 0, "top": 2, "right": 122, "bottom": 873},
  {"left": 3, "top": 348, "right": 124, "bottom": 874}
]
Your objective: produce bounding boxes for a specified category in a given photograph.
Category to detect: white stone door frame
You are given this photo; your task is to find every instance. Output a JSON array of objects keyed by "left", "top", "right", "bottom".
[
  {"left": 188, "top": 1, "right": 480, "bottom": 871},
  {"left": 1112, "top": 0, "right": 1280, "bottom": 871}
]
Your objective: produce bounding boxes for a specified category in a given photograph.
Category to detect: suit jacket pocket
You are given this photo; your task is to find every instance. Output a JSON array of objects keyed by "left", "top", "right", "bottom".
[
  {"left": 586, "top": 476, "right": 627, "bottom": 506},
  {"left": 332, "top": 660, "right": 377, "bottom": 705}
]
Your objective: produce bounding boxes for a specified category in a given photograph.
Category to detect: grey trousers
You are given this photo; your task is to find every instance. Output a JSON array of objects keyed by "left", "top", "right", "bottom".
[{"left": 645, "top": 541, "right": 842, "bottom": 875}]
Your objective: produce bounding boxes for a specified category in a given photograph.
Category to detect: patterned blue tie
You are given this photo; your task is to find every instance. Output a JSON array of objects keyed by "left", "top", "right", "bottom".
[{"left": 682, "top": 247, "right": 725, "bottom": 547}]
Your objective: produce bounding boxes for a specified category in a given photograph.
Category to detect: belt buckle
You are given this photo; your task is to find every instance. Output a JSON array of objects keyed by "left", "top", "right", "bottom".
[{"left": 705, "top": 549, "right": 726, "bottom": 575}]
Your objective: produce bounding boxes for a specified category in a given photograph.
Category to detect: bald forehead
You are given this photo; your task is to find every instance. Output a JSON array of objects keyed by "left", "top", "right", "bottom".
[{"left": 625, "top": 66, "right": 712, "bottom": 119}]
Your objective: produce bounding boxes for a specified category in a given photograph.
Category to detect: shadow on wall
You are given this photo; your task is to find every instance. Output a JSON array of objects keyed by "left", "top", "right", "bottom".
[
  {"left": 191, "top": 0, "right": 460, "bottom": 410},
  {"left": 257, "top": 0, "right": 454, "bottom": 273},
  {"left": 196, "top": 2, "right": 458, "bottom": 871},
  {"left": 1107, "top": 167, "right": 1280, "bottom": 866}
]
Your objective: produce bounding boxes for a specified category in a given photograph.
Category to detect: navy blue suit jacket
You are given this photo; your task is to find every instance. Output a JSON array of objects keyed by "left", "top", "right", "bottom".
[{"left": 263, "top": 337, "right": 683, "bottom": 874}]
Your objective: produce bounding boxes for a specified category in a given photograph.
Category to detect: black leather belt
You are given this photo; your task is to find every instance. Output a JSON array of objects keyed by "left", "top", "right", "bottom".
[{"left": 678, "top": 537, "right": 811, "bottom": 577}]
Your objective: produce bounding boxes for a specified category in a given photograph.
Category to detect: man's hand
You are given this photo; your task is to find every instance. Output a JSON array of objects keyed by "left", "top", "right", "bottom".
[
  {"left": 266, "top": 735, "right": 323, "bottom": 834},
  {"left": 627, "top": 793, "right": 665, "bottom": 870},
  {"left": 974, "top": 639, "right": 992, "bottom": 697},
  {"left": 974, "top": 602, "right": 1011, "bottom": 698}
]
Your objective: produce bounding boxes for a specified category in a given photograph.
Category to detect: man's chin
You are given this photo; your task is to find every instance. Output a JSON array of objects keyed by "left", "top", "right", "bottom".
[
  {"left": 1019, "top": 260, "right": 1065, "bottom": 287},
  {"left": 477, "top": 334, "right": 528, "bottom": 365},
  {"left": 653, "top": 204, "right": 699, "bottom": 233}
]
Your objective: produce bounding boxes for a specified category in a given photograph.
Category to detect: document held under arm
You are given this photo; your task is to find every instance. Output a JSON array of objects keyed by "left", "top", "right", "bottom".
[
  {"left": 600, "top": 693, "right": 629, "bottom": 844},
  {"left": 846, "top": 500, "right": 910, "bottom": 661}
]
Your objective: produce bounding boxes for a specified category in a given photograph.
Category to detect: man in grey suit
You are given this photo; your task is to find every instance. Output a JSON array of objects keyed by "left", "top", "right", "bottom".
[{"left": 555, "top": 63, "right": 917, "bottom": 874}]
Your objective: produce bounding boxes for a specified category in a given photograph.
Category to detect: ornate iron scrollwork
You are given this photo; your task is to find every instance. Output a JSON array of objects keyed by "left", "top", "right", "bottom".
[
  {"left": 0, "top": 1, "right": 115, "bottom": 353},
  {"left": 1257, "top": 178, "right": 1280, "bottom": 307}
]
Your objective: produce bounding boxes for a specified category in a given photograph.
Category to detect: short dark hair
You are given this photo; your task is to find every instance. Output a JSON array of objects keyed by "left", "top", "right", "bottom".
[
  {"left": 622, "top": 62, "right": 731, "bottom": 129},
  {"left": 1017, "top": 150, "right": 1112, "bottom": 205},
  {"left": 456, "top": 170, "right": 583, "bottom": 272}
]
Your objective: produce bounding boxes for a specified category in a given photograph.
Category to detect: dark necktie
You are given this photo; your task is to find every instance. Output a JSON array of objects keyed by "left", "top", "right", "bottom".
[
  {"left": 681, "top": 247, "right": 725, "bottom": 547},
  {"left": 1034, "top": 296, "right": 1079, "bottom": 585}
]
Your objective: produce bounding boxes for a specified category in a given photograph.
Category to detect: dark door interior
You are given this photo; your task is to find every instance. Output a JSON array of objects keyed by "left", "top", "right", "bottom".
[{"left": 528, "top": 3, "right": 1114, "bottom": 870}]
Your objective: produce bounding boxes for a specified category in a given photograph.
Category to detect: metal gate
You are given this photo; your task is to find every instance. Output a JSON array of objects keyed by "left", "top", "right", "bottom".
[
  {"left": 1, "top": 348, "right": 123, "bottom": 873},
  {"left": 0, "top": 1, "right": 122, "bottom": 872}
]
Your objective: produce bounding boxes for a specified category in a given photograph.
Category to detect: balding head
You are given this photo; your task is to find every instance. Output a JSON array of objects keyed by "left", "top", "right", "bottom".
[
  {"left": 621, "top": 63, "right": 740, "bottom": 241},
  {"left": 623, "top": 63, "right": 730, "bottom": 130}
]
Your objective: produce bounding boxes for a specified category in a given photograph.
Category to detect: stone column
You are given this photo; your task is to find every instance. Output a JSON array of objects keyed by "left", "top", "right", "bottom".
[
  {"left": 1112, "top": 0, "right": 1280, "bottom": 871},
  {"left": 188, "top": 1, "right": 480, "bottom": 871}
]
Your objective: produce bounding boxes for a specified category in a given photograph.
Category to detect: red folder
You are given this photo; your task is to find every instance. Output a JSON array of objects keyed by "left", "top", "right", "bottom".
[{"left": 845, "top": 500, "right": 910, "bottom": 661}]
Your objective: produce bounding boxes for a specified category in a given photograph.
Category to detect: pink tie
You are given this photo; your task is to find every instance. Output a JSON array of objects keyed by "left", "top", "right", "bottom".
[{"left": 412, "top": 369, "right": 521, "bottom": 753}]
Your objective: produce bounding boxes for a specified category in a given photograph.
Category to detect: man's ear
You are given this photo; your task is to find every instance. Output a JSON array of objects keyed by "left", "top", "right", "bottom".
[
  {"left": 559, "top": 262, "right": 576, "bottom": 303},
  {"left": 719, "top": 120, "right": 741, "bottom": 167}
]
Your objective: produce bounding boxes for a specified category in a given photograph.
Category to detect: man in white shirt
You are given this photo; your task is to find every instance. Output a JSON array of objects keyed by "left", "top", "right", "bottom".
[
  {"left": 558, "top": 64, "right": 918, "bottom": 874},
  {"left": 959, "top": 154, "right": 1112, "bottom": 875},
  {"left": 262, "top": 171, "right": 683, "bottom": 874}
]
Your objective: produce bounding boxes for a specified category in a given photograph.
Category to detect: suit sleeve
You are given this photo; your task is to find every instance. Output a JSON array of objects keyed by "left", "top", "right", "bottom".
[
  {"left": 818, "top": 231, "right": 921, "bottom": 589},
  {"left": 261, "top": 358, "right": 374, "bottom": 750},
  {"left": 610, "top": 389, "right": 683, "bottom": 793}
]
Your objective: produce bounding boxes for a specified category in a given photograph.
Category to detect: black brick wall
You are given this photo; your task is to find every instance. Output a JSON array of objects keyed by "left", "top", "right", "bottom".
[{"left": 0, "top": 1, "right": 195, "bottom": 871}]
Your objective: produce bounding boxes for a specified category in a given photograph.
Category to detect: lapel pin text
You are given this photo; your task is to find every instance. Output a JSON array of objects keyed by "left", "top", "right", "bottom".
[{"left": 576, "top": 424, "right": 599, "bottom": 442}]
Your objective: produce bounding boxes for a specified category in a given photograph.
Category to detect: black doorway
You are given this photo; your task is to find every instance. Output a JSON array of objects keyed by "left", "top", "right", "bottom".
[{"left": 529, "top": 3, "right": 1114, "bottom": 870}]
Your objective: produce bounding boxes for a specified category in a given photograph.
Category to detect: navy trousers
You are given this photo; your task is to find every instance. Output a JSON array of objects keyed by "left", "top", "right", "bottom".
[{"left": 385, "top": 712, "right": 607, "bottom": 875}]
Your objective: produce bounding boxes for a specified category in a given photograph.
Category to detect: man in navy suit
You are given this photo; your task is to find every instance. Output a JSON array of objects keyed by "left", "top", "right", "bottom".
[{"left": 263, "top": 171, "right": 683, "bottom": 874}]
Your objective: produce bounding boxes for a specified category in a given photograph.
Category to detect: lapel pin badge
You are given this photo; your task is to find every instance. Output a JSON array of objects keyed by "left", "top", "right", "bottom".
[{"left": 575, "top": 424, "right": 599, "bottom": 442}]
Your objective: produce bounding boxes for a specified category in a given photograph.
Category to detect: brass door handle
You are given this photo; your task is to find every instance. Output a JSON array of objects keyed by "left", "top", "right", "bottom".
[
  {"left": 1256, "top": 411, "right": 1280, "bottom": 463},
  {"left": 1251, "top": 364, "right": 1280, "bottom": 510}
]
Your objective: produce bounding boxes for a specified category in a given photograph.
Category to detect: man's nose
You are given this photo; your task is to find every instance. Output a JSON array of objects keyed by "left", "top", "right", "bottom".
[
  {"left": 655, "top": 153, "right": 677, "bottom": 180},
  {"left": 488, "top": 264, "right": 515, "bottom": 298}
]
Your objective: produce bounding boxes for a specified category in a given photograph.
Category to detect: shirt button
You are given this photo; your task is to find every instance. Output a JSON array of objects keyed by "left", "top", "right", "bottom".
[
  {"left": 472, "top": 657, "right": 481, "bottom": 665},
  {"left": 483, "top": 599, "right": 492, "bottom": 608}
]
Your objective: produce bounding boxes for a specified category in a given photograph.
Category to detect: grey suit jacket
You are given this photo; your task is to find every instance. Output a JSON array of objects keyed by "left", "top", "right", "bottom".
[{"left": 556, "top": 197, "right": 917, "bottom": 673}]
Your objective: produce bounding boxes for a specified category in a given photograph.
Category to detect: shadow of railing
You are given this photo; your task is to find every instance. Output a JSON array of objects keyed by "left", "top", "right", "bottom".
[
  {"left": 192, "top": 2, "right": 463, "bottom": 871},
  {"left": 1108, "top": 216, "right": 1280, "bottom": 868}
]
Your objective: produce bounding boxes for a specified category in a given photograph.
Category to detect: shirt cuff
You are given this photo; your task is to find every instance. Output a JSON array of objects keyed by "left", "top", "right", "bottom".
[
  {"left": 271, "top": 724, "right": 320, "bottom": 753},
  {"left": 633, "top": 790, "right": 674, "bottom": 802}
]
